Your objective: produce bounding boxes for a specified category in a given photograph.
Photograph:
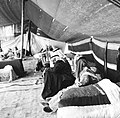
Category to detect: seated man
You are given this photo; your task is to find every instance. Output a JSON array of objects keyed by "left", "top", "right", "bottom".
[
  {"left": 41, "top": 51, "right": 76, "bottom": 100},
  {"left": 35, "top": 58, "right": 44, "bottom": 72},
  {"left": 74, "top": 54, "right": 102, "bottom": 86},
  {"left": 13, "top": 46, "right": 20, "bottom": 58},
  {"left": 74, "top": 54, "right": 90, "bottom": 82},
  {"left": 75, "top": 66, "right": 102, "bottom": 86},
  {"left": 6, "top": 48, "right": 15, "bottom": 59}
]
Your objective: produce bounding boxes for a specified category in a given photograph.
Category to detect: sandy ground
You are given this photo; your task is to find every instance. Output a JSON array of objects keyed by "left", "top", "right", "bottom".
[{"left": 0, "top": 57, "right": 57, "bottom": 118}]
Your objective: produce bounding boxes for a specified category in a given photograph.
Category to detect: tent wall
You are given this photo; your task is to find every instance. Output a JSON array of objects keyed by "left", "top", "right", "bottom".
[
  {"left": 0, "top": 31, "right": 66, "bottom": 56},
  {"left": 68, "top": 37, "right": 120, "bottom": 82},
  {"left": 30, "top": 32, "right": 66, "bottom": 55},
  {"left": 1, "top": 33, "right": 28, "bottom": 53}
]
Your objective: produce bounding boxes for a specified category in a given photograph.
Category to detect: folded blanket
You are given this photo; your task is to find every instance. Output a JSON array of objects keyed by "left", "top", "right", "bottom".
[
  {"left": 0, "top": 65, "right": 18, "bottom": 82},
  {"left": 98, "top": 79, "right": 120, "bottom": 104}
]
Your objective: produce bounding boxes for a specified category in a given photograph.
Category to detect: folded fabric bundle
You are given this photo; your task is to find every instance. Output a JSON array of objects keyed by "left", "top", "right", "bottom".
[
  {"left": 98, "top": 79, "right": 120, "bottom": 104},
  {"left": 0, "top": 65, "right": 18, "bottom": 82}
]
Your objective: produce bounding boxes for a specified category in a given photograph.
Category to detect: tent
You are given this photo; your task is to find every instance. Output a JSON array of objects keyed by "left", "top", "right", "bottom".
[
  {"left": 0, "top": 0, "right": 120, "bottom": 81},
  {"left": 0, "top": 0, "right": 120, "bottom": 42}
]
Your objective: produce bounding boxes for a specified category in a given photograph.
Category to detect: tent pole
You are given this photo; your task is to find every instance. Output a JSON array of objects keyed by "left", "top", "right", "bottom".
[
  {"left": 0, "top": 40, "right": 1, "bottom": 48},
  {"left": 104, "top": 41, "right": 108, "bottom": 78},
  {"left": 20, "top": 0, "right": 25, "bottom": 59},
  {"left": 28, "top": 20, "right": 32, "bottom": 56}
]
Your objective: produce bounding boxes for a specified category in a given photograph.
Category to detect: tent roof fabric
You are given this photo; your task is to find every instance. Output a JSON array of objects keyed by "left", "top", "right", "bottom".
[{"left": 0, "top": 0, "right": 120, "bottom": 43}]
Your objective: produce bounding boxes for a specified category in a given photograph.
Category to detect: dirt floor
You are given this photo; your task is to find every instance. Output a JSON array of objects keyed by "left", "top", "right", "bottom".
[{"left": 0, "top": 57, "right": 57, "bottom": 118}]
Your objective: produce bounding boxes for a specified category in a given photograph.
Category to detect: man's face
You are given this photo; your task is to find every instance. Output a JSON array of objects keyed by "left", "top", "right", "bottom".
[
  {"left": 51, "top": 57, "right": 57, "bottom": 64},
  {"left": 51, "top": 56, "right": 60, "bottom": 65}
]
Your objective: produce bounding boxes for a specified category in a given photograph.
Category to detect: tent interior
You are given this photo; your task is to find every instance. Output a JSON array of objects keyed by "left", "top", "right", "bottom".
[
  {"left": 0, "top": 0, "right": 120, "bottom": 81},
  {"left": 1, "top": 1, "right": 120, "bottom": 118}
]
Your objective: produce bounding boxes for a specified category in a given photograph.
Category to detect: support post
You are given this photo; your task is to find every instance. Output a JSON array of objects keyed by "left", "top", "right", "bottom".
[
  {"left": 20, "top": 0, "right": 25, "bottom": 59},
  {"left": 104, "top": 41, "right": 108, "bottom": 78},
  {"left": 28, "top": 20, "right": 32, "bottom": 56}
]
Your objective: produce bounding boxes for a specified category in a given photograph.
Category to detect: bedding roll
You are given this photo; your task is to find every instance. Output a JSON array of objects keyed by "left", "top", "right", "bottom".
[{"left": 58, "top": 84, "right": 110, "bottom": 108}]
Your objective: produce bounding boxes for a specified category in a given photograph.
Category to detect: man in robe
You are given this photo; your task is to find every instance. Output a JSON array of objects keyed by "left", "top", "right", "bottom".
[{"left": 41, "top": 50, "right": 76, "bottom": 100}]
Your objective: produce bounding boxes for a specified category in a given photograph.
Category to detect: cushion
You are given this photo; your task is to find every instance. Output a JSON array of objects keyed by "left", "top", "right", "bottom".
[{"left": 58, "top": 84, "right": 110, "bottom": 108}]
